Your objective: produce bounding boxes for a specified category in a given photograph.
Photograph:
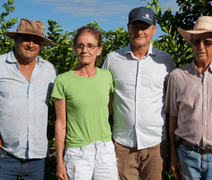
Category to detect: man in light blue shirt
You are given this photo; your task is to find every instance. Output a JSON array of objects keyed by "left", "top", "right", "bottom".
[
  {"left": 0, "top": 18, "right": 57, "bottom": 179},
  {"left": 103, "top": 7, "right": 175, "bottom": 180}
]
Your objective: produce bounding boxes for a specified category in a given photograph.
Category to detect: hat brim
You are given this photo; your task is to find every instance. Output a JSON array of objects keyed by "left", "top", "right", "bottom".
[
  {"left": 177, "top": 27, "right": 212, "bottom": 46},
  {"left": 128, "top": 19, "right": 154, "bottom": 25},
  {"left": 5, "top": 31, "right": 53, "bottom": 46}
]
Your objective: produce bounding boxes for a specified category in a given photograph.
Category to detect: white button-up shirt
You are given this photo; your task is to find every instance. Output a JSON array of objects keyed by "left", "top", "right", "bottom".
[
  {"left": 103, "top": 43, "right": 175, "bottom": 150},
  {"left": 0, "top": 49, "right": 57, "bottom": 159}
]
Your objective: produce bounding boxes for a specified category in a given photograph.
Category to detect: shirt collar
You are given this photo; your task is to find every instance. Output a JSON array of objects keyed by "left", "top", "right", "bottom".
[
  {"left": 6, "top": 48, "right": 43, "bottom": 65},
  {"left": 124, "top": 42, "right": 156, "bottom": 58},
  {"left": 191, "top": 59, "right": 212, "bottom": 76},
  {"left": 208, "top": 62, "right": 212, "bottom": 73}
]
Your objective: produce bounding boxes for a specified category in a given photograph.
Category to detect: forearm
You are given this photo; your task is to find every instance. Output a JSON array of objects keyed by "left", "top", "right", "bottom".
[
  {"left": 55, "top": 120, "right": 66, "bottom": 164},
  {"left": 54, "top": 98, "right": 67, "bottom": 165},
  {"left": 169, "top": 115, "right": 181, "bottom": 179},
  {"left": 169, "top": 115, "right": 178, "bottom": 156},
  {"left": 54, "top": 98, "right": 68, "bottom": 179}
]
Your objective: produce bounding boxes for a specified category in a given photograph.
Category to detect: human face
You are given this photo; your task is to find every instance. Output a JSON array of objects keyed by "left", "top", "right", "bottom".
[
  {"left": 14, "top": 34, "right": 42, "bottom": 64},
  {"left": 191, "top": 33, "right": 212, "bottom": 66},
  {"left": 128, "top": 21, "right": 156, "bottom": 49},
  {"left": 74, "top": 33, "right": 102, "bottom": 66}
]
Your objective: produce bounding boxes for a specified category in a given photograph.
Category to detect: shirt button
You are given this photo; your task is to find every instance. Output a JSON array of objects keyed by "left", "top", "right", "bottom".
[
  {"left": 204, "top": 122, "right": 207, "bottom": 125},
  {"left": 205, "top": 107, "right": 207, "bottom": 110}
]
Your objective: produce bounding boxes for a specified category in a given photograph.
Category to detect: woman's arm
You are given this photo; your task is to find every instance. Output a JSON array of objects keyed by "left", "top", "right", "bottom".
[
  {"left": 54, "top": 98, "right": 68, "bottom": 180},
  {"left": 109, "top": 93, "right": 114, "bottom": 116}
]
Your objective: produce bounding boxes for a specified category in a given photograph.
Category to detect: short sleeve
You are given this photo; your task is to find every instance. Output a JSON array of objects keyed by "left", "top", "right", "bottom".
[
  {"left": 51, "top": 75, "right": 66, "bottom": 100},
  {"left": 164, "top": 72, "right": 179, "bottom": 116}
]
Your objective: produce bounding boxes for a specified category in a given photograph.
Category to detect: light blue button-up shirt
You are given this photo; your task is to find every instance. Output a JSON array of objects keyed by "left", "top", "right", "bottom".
[
  {"left": 0, "top": 49, "right": 57, "bottom": 159},
  {"left": 103, "top": 43, "right": 175, "bottom": 150}
]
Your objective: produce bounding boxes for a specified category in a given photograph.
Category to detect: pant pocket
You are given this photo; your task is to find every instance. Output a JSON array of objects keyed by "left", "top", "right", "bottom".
[
  {"left": 105, "top": 141, "right": 115, "bottom": 154},
  {"left": 64, "top": 147, "right": 84, "bottom": 162}
]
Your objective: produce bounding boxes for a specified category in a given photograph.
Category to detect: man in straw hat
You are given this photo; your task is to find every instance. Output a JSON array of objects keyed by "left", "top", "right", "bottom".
[
  {"left": 103, "top": 7, "right": 175, "bottom": 180},
  {"left": 0, "top": 18, "right": 57, "bottom": 179},
  {"left": 164, "top": 16, "right": 212, "bottom": 180}
]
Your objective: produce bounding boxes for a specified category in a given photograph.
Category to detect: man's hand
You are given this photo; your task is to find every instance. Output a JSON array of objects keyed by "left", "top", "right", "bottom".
[
  {"left": 56, "top": 163, "right": 68, "bottom": 180},
  {"left": 0, "top": 135, "right": 3, "bottom": 147},
  {"left": 170, "top": 153, "right": 181, "bottom": 180}
]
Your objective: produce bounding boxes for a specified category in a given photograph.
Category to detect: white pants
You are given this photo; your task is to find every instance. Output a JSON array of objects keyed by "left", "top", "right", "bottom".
[{"left": 64, "top": 141, "right": 119, "bottom": 180}]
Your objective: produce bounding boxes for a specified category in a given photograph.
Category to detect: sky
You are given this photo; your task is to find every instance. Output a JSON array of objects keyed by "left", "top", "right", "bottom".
[{"left": 2, "top": 0, "right": 179, "bottom": 40}]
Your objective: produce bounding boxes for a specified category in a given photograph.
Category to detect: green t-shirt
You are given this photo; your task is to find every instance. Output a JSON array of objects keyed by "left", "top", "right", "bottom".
[{"left": 51, "top": 68, "right": 114, "bottom": 147}]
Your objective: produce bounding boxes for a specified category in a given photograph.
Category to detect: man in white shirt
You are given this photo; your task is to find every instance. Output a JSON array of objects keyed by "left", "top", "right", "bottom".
[{"left": 103, "top": 7, "right": 175, "bottom": 180}]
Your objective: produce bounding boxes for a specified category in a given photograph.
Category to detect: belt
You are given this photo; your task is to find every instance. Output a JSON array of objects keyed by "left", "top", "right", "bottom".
[{"left": 182, "top": 140, "right": 212, "bottom": 154}]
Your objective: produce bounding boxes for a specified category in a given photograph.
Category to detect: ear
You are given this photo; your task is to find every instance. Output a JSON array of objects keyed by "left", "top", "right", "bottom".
[
  {"left": 97, "top": 45, "right": 103, "bottom": 55},
  {"left": 152, "top": 25, "right": 157, "bottom": 36}
]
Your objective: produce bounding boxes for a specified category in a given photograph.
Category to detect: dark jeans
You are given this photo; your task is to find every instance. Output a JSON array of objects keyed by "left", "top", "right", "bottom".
[{"left": 0, "top": 151, "right": 49, "bottom": 180}]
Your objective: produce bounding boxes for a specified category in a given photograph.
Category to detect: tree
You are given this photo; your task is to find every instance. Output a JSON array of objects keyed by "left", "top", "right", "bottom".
[
  {"left": 144, "top": 0, "right": 212, "bottom": 67},
  {"left": 0, "top": 0, "right": 17, "bottom": 54},
  {"left": 2, "top": 0, "right": 212, "bottom": 179}
]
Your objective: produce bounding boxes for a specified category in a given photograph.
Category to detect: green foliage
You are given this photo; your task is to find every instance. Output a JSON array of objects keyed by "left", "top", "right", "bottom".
[
  {"left": 143, "top": 0, "right": 212, "bottom": 67},
  {"left": 2, "top": 0, "right": 212, "bottom": 179},
  {"left": 0, "top": 0, "right": 17, "bottom": 54},
  {"left": 39, "top": 20, "right": 77, "bottom": 74}
]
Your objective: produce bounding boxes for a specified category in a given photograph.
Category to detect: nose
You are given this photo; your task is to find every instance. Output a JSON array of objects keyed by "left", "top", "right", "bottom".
[
  {"left": 82, "top": 45, "right": 88, "bottom": 52},
  {"left": 28, "top": 41, "right": 34, "bottom": 48},
  {"left": 138, "top": 29, "right": 144, "bottom": 35},
  {"left": 199, "top": 41, "right": 205, "bottom": 49}
]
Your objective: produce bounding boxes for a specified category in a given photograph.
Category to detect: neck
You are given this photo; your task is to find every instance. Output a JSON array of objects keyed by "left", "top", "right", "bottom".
[
  {"left": 18, "top": 59, "right": 37, "bottom": 82},
  {"left": 195, "top": 60, "right": 211, "bottom": 75},
  {"left": 73, "top": 63, "right": 97, "bottom": 78},
  {"left": 131, "top": 43, "right": 150, "bottom": 60}
]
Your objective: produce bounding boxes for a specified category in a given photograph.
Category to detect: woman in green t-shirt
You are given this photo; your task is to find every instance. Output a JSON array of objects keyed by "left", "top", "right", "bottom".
[{"left": 51, "top": 26, "right": 118, "bottom": 180}]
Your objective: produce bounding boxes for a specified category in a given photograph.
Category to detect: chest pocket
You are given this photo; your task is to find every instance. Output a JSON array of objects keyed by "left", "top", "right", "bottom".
[{"left": 35, "top": 83, "right": 50, "bottom": 102}]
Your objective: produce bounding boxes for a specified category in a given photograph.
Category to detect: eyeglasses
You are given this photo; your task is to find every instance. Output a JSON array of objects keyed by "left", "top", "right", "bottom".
[
  {"left": 191, "top": 39, "right": 212, "bottom": 47},
  {"left": 75, "top": 43, "right": 98, "bottom": 51}
]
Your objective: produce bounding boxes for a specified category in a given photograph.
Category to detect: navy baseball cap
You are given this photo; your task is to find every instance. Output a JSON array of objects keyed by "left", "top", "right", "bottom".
[{"left": 128, "top": 7, "right": 155, "bottom": 25}]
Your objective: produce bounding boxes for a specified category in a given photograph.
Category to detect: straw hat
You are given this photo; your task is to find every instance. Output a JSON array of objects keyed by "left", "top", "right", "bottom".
[
  {"left": 5, "top": 18, "right": 53, "bottom": 46},
  {"left": 177, "top": 16, "right": 212, "bottom": 46}
]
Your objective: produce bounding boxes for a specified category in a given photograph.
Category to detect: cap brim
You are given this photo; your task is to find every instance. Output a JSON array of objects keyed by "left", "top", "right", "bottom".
[
  {"left": 5, "top": 31, "right": 53, "bottom": 46},
  {"left": 177, "top": 27, "right": 212, "bottom": 46},
  {"left": 128, "top": 19, "right": 154, "bottom": 25}
]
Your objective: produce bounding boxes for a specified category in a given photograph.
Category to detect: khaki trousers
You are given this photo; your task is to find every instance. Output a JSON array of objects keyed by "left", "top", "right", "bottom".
[{"left": 113, "top": 139, "right": 167, "bottom": 180}]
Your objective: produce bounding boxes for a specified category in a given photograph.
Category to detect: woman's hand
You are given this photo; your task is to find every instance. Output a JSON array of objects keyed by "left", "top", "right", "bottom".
[{"left": 56, "top": 162, "right": 68, "bottom": 180}]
